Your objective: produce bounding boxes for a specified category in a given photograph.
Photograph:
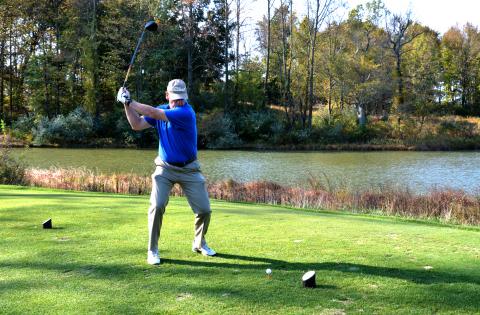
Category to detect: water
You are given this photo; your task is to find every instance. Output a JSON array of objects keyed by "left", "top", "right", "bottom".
[{"left": 12, "top": 148, "right": 480, "bottom": 194}]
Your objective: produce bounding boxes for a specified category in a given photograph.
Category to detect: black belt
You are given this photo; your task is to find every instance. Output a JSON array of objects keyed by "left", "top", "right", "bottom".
[{"left": 166, "top": 157, "right": 197, "bottom": 167}]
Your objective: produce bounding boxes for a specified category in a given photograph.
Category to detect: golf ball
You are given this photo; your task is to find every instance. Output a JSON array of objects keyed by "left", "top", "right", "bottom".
[{"left": 266, "top": 268, "right": 272, "bottom": 275}]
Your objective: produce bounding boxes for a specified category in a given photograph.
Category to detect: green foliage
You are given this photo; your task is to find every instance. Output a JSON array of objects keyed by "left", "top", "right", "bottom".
[
  {"left": 32, "top": 108, "right": 95, "bottom": 146},
  {"left": 114, "top": 116, "right": 156, "bottom": 148},
  {"left": 233, "top": 59, "right": 264, "bottom": 109},
  {"left": 197, "top": 111, "right": 242, "bottom": 149},
  {"left": 313, "top": 110, "right": 359, "bottom": 142},
  {"left": 437, "top": 119, "right": 477, "bottom": 138},
  {"left": 12, "top": 115, "right": 36, "bottom": 141},
  {"left": 236, "top": 110, "right": 281, "bottom": 142},
  {"left": 440, "top": 25, "right": 480, "bottom": 115}
]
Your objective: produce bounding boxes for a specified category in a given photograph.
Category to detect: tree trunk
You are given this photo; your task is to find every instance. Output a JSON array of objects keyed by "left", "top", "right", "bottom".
[
  {"left": 187, "top": 3, "right": 193, "bottom": 97},
  {"left": 280, "top": 1, "right": 288, "bottom": 122},
  {"left": 224, "top": 0, "right": 229, "bottom": 112},
  {"left": 307, "top": 0, "right": 321, "bottom": 129},
  {"left": 286, "top": 0, "right": 294, "bottom": 126},
  {"left": 42, "top": 36, "right": 51, "bottom": 117},
  {"left": 357, "top": 104, "right": 366, "bottom": 126},
  {"left": 92, "top": 0, "right": 99, "bottom": 118},
  {"left": 328, "top": 74, "right": 332, "bottom": 118},
  {"left": 263, "top": 0, "right": 271, "bottom": 107},
  {"left": 395, "top": 52, "right": 404, "bottom": 108},
  {"left": 234, "top": 0, "right": 241, "bottom": 108},
  {"left": 54, "top": 0, "right": 61, "bottom": 115},
  {"left": 8, "top": 28, "right": 13, "bottom": 123}
]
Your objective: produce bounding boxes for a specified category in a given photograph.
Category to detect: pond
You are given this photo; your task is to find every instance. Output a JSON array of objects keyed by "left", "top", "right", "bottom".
[{"left": 12, "top": 148, "right": 480, "bottom": 194}]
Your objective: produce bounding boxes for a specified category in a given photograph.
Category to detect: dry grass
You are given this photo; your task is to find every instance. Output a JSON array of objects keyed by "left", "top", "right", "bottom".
[
  {"left": 207, "top": 180, "right": 480, "bottom": 225},
  {"left": 26, "top": 168, "right": 150, "bottom": 195},
  {"left": 25, "top": 167, "right": 480, "bottom": 226}
]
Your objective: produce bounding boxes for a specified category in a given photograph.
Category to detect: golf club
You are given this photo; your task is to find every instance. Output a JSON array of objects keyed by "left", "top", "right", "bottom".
[{"left": 122, "top": 20, "right": 158, "bottom": 88}]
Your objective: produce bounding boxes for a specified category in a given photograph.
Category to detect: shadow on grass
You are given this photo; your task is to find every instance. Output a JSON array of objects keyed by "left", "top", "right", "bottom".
[
  {"left": 1, "top": 252, "right": 479, "bottom": 312},
  {"left": 163, "top": 253, "right": 480, "bottom": 286},
  {"left": 1, "top": 251, "right": 478, "bottom": 287}
]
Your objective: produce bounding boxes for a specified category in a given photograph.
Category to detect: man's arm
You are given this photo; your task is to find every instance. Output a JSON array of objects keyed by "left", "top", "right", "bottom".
[
  {"left": 129, "top": 100, "right": 168, "bottom": 122},
  {"left": 124, "top": 104, "right": 152, "bottom": 130},
  {"left": 118, "top": 87, "right": 168, "bottom": 129}
]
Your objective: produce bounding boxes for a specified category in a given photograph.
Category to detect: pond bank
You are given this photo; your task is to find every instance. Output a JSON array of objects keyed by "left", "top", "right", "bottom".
[
  {"left": 24, "top": 167, "right": 480, "bottom": 226},
  {"left": 7, "top": 139, "right": 480, "bottom": 151}
]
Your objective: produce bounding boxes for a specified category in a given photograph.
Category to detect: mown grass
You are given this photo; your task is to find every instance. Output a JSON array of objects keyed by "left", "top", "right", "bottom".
[{"left": 1, "top": 185, "right": 479, "bottom": 314}]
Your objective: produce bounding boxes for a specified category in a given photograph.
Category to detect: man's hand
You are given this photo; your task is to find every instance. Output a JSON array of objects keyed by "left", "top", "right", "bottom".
[{"left": 117, "top": 87, "right": 132, "bottom": 105}]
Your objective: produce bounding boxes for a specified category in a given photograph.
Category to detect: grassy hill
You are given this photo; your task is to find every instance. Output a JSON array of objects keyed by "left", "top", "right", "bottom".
[{"left": 1, "top": 185, "right": 479, "bottom": 314}]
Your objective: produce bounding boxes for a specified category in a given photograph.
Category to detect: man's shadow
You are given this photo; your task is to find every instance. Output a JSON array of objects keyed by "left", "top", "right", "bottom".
[{"left": 162, "top": 252, "right": 480, "bottom": 286}]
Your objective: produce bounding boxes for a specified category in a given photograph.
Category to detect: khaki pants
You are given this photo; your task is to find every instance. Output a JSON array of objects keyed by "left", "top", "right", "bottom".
[{"left": 148, "top": 157, "right": 211, "bottom": 252}]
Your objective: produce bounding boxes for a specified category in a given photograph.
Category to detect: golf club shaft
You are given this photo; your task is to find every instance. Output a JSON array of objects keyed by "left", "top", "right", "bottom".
[{"left": 122, "top": 30, "right": 146, "bottom": 88}]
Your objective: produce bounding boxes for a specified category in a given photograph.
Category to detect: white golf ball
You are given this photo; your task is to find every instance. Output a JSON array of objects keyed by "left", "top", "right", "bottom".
[{"left": 266, "top": 268, "right": 272, "bottom": 275}]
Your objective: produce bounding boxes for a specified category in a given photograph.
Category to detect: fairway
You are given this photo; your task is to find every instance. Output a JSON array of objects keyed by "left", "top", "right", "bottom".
[{"left": 1, "top": 185, "right": 479, "bottom": 314}]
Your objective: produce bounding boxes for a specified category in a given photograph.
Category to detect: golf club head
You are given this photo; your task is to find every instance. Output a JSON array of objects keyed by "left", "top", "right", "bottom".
[{"left": 144, "top": 20, "right": 158, "bottom": 32}]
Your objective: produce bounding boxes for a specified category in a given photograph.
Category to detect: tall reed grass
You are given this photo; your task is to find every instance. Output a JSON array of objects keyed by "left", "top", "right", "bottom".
[{"left": 25, "top": 167, "right": 480, "bottom": 226}]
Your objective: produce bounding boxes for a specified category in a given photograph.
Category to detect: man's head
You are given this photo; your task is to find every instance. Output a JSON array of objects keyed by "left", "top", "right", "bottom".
[{"left": 166, "top": 79, "right": 188, "bottom": 107}]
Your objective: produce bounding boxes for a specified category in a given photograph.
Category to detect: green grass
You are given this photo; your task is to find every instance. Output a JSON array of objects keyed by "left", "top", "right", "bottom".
[{"left": 1, "top": 185, "right": 479, "bottom": 314}]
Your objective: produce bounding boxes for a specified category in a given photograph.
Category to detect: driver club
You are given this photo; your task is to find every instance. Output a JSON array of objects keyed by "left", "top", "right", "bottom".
[{"left": 122, "top": 20, "right": 158, "bottom": 88}]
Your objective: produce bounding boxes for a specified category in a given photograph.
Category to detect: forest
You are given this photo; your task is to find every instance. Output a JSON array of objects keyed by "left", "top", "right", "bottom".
[{"left": 1, "top": 0, "right": 479, "bottom": 149}]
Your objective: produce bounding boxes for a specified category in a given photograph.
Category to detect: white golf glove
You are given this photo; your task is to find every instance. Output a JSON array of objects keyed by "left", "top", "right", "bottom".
[{"left": 117, "top": 87, "right": 132, "bottom": 105}]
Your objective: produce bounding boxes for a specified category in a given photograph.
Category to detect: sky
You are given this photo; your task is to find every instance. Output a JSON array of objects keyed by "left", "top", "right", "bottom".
[
  {"left": 346, "top": 0, "right": 480, "bottom": 34},
  {"left": 243, "top": 0, "right": 480, "bottom": 52}
]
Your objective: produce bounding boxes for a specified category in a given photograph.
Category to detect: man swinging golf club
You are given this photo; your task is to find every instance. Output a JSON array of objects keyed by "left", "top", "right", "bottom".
[{"left": 117, "top": 79, "right": 216, "bottom": 265}]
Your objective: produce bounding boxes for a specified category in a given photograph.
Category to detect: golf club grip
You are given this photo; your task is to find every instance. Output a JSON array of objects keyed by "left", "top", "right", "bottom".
[
  {"left": 122, "top": 65, "right": 133, "bottom": 88},
  {"left": 123, "top": 30, "right": 146, "bottom": 87}
]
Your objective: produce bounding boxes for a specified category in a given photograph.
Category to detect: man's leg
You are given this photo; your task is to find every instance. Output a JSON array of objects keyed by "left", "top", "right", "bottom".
[
  {"left": 193, "top": 212, "right": 211, "bottom": 248},
  {"left": 178, "top": 175, "right": 212, "bottom": 251},
  {"left": 148, "top": 169, "right": 173, "bottom": 253}
]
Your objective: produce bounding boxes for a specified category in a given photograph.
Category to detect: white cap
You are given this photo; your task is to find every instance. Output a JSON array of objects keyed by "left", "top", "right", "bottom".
[{"left": 167, "top": 79, "right": 188, "bottom": 100}]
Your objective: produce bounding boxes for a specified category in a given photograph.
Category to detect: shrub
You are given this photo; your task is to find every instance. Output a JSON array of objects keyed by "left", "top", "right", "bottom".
[
  {"left": 287, "top": 129, "right": 312, "bottom": 144},
  {"left": 12, "top": 114, "right": 36, "bottom": 141},
  {"left": 116, "top": 117, "right": 142, "bottom": 146},
  {"left": 32, "top": 107, "right": 94, "bottom": 145},
  {"left": 312, "top": 110, "right": 358, "bottom": 143},
  {"left": 437, "top": 119, "right": 476, "bottom": 138},
  {"left": 197, "top": 111, "right": 242, "bottom": 149},
  {"left": 236, "top": 110, "right": 280, "bottom": 142},
  {"left": 390, "top": 117, "right": 419, "bottom": 142}
]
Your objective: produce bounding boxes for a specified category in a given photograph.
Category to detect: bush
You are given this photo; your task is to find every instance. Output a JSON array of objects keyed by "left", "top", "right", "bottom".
[
  {"left": 285, "top": 129, "right": 312, "bottom": 144},
  {"left": 197, "top": 111, "right": 242, "bottom": 149},
  {"left": 32, "top": 107, "right": 95, "bottom": 145},
  {"left": 437, "top": 119, "right": 476, "bottom": 138},
  {"left": 236, "top": 110, "right": 280, "bottom": 142},
  {"left": 390, "top": 117, "right": 419, "bottom": 142},
  {"left": 0, "top": 120, "right": 26, "bottom": 185},
  {"left": 312, "top": 110, "right": 358, "bottom": 143},
  {"left": 12, "top": 114, "right": 35, "bottom": 141}
]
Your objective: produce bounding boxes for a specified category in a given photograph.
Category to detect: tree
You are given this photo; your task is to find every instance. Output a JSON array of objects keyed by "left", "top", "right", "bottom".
[
  {"left": 341, "top": 8, "right": 392, "bottom": 126},
  {"left": 441, "top": 24, "right": 480, "bottom": 115},
  {"left": 233, "top": 0, "right": 248, "bottom": 108},
  {"left": 261, "top": 0, "right": 275, "bottom": 107},
  {"left": 384, "top": 10, "right": 423, "bottom": 113},
  {"left": 305, "top": 0, "right": 339, "bottom": 128},
  {"left": 403, "top": 25, "right": 441, "bottom": 121}
]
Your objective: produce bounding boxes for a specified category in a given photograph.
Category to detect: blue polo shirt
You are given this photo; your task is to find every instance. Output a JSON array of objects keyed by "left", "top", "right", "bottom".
[{"left": 144, "top": 103, "right": 197, "bottom": 164}]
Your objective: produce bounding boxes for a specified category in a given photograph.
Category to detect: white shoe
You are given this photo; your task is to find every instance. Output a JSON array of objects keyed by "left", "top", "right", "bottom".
[
  {"left": 192, "top": 243, "right": 217, "bottom": 256},
  {"left": 147, "top": 250, "right": 161, "bottom": 265}
]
